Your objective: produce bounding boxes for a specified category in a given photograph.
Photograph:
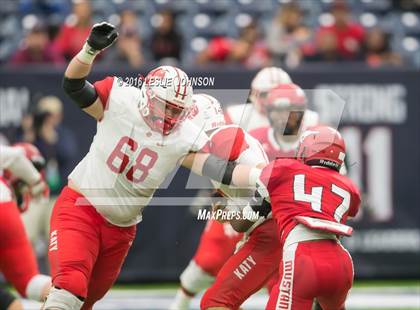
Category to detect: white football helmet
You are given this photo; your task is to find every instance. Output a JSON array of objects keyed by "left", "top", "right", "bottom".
[
  {"left": 188, "top": 93, "right": 225, "bottom": 133},
  {"left": 249, "top": 67, "right": 292, "bottom": 112},
  {"left": 140, "top": 66, "right": 193, "bottom": 135}
]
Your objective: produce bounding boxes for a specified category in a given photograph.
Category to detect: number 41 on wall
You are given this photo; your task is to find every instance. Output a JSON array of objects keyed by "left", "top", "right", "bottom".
[{"left": 341, "top": 126, "right": 393, "bottom": 222}]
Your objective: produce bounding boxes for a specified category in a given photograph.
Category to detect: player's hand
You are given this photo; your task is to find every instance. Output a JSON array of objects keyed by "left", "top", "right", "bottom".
[{"left": 87, "top": 22, "right": 119, "bottom": 52}]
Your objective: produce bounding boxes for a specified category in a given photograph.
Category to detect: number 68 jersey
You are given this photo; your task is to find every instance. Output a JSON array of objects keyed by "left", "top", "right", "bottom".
[
  {"left": 257, "top": 159, "right": 361, "bottom": 244},
  {"left": 68, "top": 77, "right": 208, "bottom": 227}
]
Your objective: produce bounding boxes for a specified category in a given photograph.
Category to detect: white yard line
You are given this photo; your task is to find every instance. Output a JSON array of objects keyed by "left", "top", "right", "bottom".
[{"left": 23, "top": 287, "right": 420, "bottom": 310}]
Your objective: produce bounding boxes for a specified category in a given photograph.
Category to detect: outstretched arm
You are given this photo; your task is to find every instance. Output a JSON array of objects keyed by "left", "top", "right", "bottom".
[
  {"left": 62, "top": 22, "right": 118, "bottom": 120},
  {"left": 181, "top": 152, "right": 262, "bottom": 187}
]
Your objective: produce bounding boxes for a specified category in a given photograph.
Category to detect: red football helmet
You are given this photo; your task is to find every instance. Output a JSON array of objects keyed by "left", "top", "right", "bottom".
[
  {"left": 265, "top": 83, "right": 307, "bottom": 135},
  {"left": 296, "top": 126, "right": 346, "bottom": 171},
  {"left": 139, "top": 66, "right": 193, "bottom": 135},
  {"left": 265, "top": 83, "right": 307, "bottom": 111}
]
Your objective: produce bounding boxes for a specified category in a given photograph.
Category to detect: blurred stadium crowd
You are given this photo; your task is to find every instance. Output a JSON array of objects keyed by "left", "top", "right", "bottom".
[{"left": 2, "top": 0, "right": 420, "bottom": 68}]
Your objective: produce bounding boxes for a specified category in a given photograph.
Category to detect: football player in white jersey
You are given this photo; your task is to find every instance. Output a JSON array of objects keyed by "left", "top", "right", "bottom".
[
  {"left": 43, "top": 23, "right": 212, "bottom": 310},
  {"left": 171, "top": 94, "right": 268, "bottom": 310},
  {"left": 224, "top": 66, "right": 292, "bottom": 131}
]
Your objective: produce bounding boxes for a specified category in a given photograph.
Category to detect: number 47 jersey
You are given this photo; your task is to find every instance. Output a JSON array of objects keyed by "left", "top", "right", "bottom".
[
  {"left": 257, "top": 159, "right": 361, "bottom": 244},
  {"left": 68, "top": 77, "right": 208, "bottom": 227}
]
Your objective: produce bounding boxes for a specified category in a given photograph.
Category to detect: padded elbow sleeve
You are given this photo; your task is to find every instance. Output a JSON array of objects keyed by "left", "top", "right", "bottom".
[
  {"left": 202, "top": 154, "right": 237, "bottom": 185},
  {"left": 62, "top": 76, "right": 98, "bottom": 109}
]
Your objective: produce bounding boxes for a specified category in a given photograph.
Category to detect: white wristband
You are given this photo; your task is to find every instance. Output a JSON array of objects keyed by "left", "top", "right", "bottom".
[{"left": 75, "top": 43, "right": 100, "bottom": 65}]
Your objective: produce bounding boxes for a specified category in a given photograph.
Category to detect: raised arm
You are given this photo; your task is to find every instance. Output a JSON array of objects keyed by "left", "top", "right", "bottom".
[{"left": 62, "top": 22, "right": 118, "bottom": 121}]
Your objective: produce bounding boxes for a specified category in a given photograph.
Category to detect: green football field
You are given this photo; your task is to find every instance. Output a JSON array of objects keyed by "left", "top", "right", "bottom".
[{"left": 21, "top": 279, "right": 420, "bottom": 309}]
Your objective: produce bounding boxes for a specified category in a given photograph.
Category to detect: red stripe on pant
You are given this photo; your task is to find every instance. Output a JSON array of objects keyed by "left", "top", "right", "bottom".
[
  {"left": 267, "top": 239, "right": 353, "bottom": 310},
  {"left": 48, "top": 186, "right": 136, "bottom": 309}
]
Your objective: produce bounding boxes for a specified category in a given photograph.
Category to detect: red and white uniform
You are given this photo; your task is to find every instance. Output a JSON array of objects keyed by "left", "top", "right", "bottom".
[
  {"left": 201, "top": 112, "right": 320, "bottom": 309},
  {"left": 249, "top": 110, "right": 319, "bottom": 161},
  {"left": 0, "top": 146, "right": 49, "bottom": 301},
  {"left": 250, "top": 127, "right": 296, "bottom": 160},
  {"left": 224, "top": 66, "right": 292, "bottom": 132},
  {"left": 68, "top": 77, "right": 208, "bottom": 226},
  {"left": 172, "top": 93, "right": 269, "bottom": 310},
  {"left": 200, "top": 129, "right": 285, "bottom": 309},
  {"left": 0, "top": 178, "right": 40, "bottom": 300},
  {"left": 50, "top": 77, "right": 208, "bottom": 307},
  {"left": 258, "top": 159, "right": 360, "bottom": 310},
  {"left": 188, "top": 125, "right": 268, "bottom": 282}
]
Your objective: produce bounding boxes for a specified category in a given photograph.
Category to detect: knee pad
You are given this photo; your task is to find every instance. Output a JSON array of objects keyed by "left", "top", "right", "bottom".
[
  {"left": 26, "top": 274, "right": 51, "bottom": 301},
  {"left": 180, "top": 260, "right": 214, "bottom": 294},
  {"left": 43, "top": 287, "right": 84, "bottom": 310}
]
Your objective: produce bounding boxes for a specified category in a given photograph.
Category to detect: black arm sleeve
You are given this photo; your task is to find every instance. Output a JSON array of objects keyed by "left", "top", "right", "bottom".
[
  {"left": 62, "top": 76, "right": 98, "bottom": 109},
  {"left": 250, "top": 191, "right": 272, "bottom": 218},
  {"left": 202, "top": 154, "right": 238, "bottom": 185}
]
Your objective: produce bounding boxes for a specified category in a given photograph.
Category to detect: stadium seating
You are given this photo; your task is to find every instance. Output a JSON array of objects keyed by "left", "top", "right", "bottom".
[{"left": 0, "top": 0, "right": 418, "bottom": 66}]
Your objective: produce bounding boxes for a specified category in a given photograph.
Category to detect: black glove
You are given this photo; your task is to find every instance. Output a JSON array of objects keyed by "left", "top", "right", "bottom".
[
  {"left": 251, "top": 191, "right": 272, "bottom": 218},
  {"left": 87, "top": 22, "right": 119, "bottom": 52}
]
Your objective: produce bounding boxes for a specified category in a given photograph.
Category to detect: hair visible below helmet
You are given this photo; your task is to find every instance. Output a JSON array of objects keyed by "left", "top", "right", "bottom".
[
  {"left": 296, "top": 126, "right": 346, "bottom": 171},
  {"left": 249, "top": 67, "right": 292, "bottom": 111},
  {"left": 140, "top": 65, "right": 193, "bottom": 135},
  {"left": 189, "top": 93, "right": 225, "bottom": 133}
]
